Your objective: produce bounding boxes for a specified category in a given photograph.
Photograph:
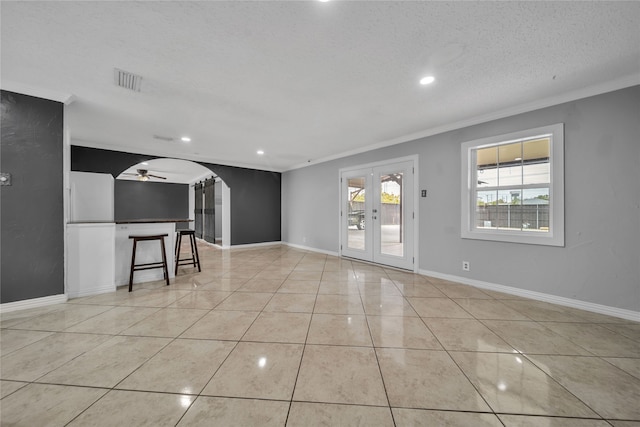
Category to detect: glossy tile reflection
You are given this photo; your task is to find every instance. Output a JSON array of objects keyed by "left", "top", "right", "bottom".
[
  {"left": 377, "top": 348, "right": 491, "bottom": 412},
  {"left": 202, "top": 341, "right": 303, "bottom": 400},
  {"left": 1, "top": 244, "right": 638, "bottom": 425},
  {"left": 294, "top": 345, "right": 387, "bottom": 405},
  {"left": 451, "top": 351, "right": 597, "bottom": 417},
  {"left": 67, "top": 390, "right": 193, "bottom": 426}
]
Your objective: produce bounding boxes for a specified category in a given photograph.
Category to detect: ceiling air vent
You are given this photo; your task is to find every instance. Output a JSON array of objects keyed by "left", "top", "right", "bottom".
[{"left": 114, "top": 68, "right": 142, "bottom": 92}]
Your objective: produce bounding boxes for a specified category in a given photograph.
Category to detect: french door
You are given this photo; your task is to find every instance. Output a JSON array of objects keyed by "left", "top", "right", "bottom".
[{"left": 340, "top": 158, "right": 415, "bottom": 270}]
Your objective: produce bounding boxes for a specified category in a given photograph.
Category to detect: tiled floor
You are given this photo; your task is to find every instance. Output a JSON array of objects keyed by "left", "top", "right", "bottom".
[{"left": 1, "top": 244, "right": 639, "bottom": 426}]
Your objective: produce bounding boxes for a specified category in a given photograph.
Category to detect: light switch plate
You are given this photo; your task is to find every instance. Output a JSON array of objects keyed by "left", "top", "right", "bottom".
[{"left": 0, "top": 173, "right": 11, "bottom": 186}]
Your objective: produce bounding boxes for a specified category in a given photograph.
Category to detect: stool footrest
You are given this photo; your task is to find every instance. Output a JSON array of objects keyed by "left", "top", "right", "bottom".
[
  {"left": 133, "top": 262, "right": 168, "bottom": 271},
  {"left": 177, "top": 260, "right": 198, "bottom": 267}
]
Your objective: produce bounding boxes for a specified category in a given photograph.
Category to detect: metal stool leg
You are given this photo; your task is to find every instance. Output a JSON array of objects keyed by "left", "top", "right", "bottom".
[
  {"left": 160, "top": 235, "right": 170, "bottom": 287},
  {"left": 191, "top": 233, "right": 201, "bottom": 272},
  {"left": 174, "top": 231, "right": 180, "bottom": 260},
  {"left": 129, "top": 239, "right": 138, "bottom": 292},
  {"left": 174, "top": 232, "right": 183, "bottom": 275}
]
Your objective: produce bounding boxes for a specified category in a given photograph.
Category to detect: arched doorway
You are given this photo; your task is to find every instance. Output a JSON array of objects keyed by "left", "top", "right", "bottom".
[{"left": 116, "top": 158, "right": 230, "bottom": 247}]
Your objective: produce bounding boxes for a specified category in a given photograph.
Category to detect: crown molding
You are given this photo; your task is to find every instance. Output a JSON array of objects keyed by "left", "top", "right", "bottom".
[{"left": 285, "top": 74, "right": 640, "bottom": 172}]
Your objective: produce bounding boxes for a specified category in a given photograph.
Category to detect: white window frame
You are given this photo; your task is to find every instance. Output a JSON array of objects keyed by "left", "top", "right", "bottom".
[{"left": 461, "top": 123, "right": 564, "bottom": 246}]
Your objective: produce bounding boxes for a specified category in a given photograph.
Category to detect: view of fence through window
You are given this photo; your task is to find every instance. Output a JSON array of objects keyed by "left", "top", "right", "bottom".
[
  {"left": 347, "top": 173, "right": 404, "bottom": 256},
  {"left": 474, "top": 136, "right": 551, "bottom": 232}
]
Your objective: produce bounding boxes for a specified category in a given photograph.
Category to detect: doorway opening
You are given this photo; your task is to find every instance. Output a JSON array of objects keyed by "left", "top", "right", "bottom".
[
  {"left": 117, "top": 158, "right": 230, "bottom": 247},
  {"left": 193, "top": 176, "right": 230, "bottom": 247}
]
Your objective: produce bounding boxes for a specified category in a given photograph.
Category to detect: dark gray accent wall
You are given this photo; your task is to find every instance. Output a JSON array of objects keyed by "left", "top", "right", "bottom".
[
  {"left": 71, "top": 146, "right": 281, "bottom": 245},
  {"left": 1, "top": 91, "right": 64, "bottom": 304},
  {"left": 114, "top": 180, "right": 189, "bottom": 228}
]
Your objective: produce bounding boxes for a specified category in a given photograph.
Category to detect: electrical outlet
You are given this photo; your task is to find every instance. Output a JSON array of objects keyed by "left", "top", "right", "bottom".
[{"left": 462, "top": 261, "right": 470, "bottom": 271}]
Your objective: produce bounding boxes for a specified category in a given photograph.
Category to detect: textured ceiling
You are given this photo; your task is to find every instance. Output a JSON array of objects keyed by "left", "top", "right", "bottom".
[{"left": 2, "top": 1, "right": 639, "bottom": 172}]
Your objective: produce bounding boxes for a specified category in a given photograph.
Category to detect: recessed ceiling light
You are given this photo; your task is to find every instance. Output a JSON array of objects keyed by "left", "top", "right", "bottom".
[
  {"left": 257, "top": 150, "right": 265, "bottom": 155},
  {"left": 181, "top": 136, "right": 191, "bottom": 142},
  {"left": 420, "top": 76, "right": 435, "bottom": 85},
  {"left": 141, "top": 162, "right": 149, "bottom": 165},
  {"left": 318, "top": 0, "right": 330, "bottom": 2}
]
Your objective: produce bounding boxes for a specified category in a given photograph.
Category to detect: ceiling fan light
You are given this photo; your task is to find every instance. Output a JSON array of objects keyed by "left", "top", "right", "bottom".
[{"left": 138, "top": 175, "right": 149, "bottom": 182}]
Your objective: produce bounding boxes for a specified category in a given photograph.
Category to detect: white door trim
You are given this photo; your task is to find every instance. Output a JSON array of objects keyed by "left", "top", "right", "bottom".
[{"left": 339, "top": 155, "right": 419, "bottom": 272}]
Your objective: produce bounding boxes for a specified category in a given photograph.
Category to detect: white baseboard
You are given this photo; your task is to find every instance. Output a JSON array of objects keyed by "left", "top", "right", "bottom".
[
  {"left": 196, "top": 238, "right": 283, "bottom": 251},
  {"left": 419, "top": 269, "right": 640, "bottom": 322},
  {"left": 197, "top": 240, "right": 282, "bottom": 250},
  {"left": 67, "top": 285, "right": 115, "bottom": 300},
  {"left": 195, "top": 238, "right": 224, "bottom": 249},
  {"left": 116, "top": 269, "right": 172, "bottom": 287},
  {"left": 229, "top": 241, "right": 283, "bottom": 250},
  {"left": 0, "top": 294, "right": 68, "bottom": 314},
  {"left": 283, "top": 242, "right": 339, "bottom": 257},
  {"left": 277, "top": 241, "right": 638, "bottom": 322}
]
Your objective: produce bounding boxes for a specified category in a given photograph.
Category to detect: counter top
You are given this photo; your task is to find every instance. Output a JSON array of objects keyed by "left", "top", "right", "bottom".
[
  {"left": 115, "top": 219, "right": 193, "bottom": 224},
  {"left": 68, "top": 219, "right": 193, "bottom": 225},
  {"left": 68, "top": 221, "right": 114, "bottom": 225}
]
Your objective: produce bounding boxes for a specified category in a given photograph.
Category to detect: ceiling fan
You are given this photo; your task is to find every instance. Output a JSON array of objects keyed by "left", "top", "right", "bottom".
[{"left": 122, "top": 169, "right": 167, "bottom": 182}]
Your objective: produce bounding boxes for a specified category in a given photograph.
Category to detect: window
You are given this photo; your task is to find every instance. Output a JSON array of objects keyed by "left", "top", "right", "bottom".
[{"left": 461, "top": 123, "right": 564, "bottom": 246}]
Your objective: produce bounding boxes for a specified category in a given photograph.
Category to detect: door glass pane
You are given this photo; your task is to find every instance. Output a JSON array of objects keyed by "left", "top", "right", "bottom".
[
  {"left": 380, "top": 172, "right": 403, "bottom": 257},
  {"left": 347, "top": 177, "right": 365, "bottom": 250}
]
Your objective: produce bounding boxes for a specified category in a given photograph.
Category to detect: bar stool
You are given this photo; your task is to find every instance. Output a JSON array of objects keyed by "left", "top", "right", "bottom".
[
  {"left": 128, "top": 234, "right": 170, "bottom": 292},
  {"left": 175, "top": 229, "right": 201, "bottom": 275}
]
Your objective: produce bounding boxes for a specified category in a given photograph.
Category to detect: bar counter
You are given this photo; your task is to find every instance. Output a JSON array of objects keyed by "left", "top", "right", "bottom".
[{"left": 67, "top": 219, "right": 192, "bottom": 298}]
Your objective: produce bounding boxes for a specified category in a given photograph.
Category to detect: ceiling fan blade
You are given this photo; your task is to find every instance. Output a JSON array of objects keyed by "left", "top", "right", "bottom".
[
  {"left": 121, "top": 173, "right": 138, "bottom": 176},
  {"left": 147, "top": 174, "right": 167, "bottom": 180}
]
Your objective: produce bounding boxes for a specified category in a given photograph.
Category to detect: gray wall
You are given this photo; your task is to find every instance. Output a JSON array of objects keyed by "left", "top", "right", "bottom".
[
  {"left": 114, "top": 180, "right": 189, "bottom": 229},
  {"left": 1, "top": 91, "right": 64, "bottom": 304},
  {"left": 282, "top": 86, "right": 640, "bottom": 311}
]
